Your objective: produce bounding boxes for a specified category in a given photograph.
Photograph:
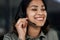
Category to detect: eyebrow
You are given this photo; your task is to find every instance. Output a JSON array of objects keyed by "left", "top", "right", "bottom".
[
  {"left": 30, "top": 5, "right": 45, "bottom": 8},
  {"left": 30, "top": 5, "right": 38, "bottom": 7}
]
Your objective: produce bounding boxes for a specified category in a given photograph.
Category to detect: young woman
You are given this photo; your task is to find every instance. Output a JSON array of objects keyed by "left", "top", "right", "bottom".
[{"left": 3, "top": 0, "right": 58, "bottom": 40}]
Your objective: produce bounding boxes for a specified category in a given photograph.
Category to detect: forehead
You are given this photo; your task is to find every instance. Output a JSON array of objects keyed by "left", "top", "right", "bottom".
[{"left": 29, "top": 0, "right": 44, "bottom": 6}]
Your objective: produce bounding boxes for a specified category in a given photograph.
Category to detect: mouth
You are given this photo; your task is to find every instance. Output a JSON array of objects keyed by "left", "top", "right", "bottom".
[{"left": 34, "top": 16, "right": 44, "bottom": 21}]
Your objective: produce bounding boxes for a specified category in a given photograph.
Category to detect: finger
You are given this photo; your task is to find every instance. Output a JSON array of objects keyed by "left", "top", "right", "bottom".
[
  {"left": 15, "top": 18, "right": 24, "bottom": 27},
  {"left": 22, "top": 20, "right": 28, "bottom": 28},
  {"left": 15, "top": 18, "right": 28, "bottom": 28},
  {"left": 15, "top": 22, "right": 23, "bottom": 29},
  {"left": 23, "top": 18, "right": 28, "bottom": 21},
  {"left": 15, "top": 18, "right": 21, "bottom": 26}
]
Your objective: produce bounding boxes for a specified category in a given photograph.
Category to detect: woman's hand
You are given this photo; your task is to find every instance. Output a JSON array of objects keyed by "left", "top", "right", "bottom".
[{"left": 15, "top": 18, "right": 28, "bottom": 40}]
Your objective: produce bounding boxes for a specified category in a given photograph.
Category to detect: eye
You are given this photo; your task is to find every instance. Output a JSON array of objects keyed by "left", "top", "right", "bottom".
[
  {"left": 31, "top": 9, "right": 37, "bottom": 11},
  {"left": 41, "top": 9, "right": 46, "bottom": 11}
]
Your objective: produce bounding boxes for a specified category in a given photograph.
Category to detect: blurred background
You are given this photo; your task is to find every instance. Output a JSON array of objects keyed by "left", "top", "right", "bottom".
[{"left": 0, "top": 0, "right": 60, "bottom": 40}]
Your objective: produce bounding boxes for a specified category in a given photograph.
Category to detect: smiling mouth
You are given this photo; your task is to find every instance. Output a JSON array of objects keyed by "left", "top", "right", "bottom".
[{"left": 34, "top": 17, "right": 44, "bottom": 21}]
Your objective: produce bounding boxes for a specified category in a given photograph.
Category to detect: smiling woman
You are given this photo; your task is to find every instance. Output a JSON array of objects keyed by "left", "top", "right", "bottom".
[
  {"left": 3, "top": 0, "right": 59, "bottom": 40},
  {"left": 26, "top": 0, "right": 47, "bottom": 27}
]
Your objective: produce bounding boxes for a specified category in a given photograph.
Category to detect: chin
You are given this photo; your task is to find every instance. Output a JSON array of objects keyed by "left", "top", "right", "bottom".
[{"left": 36, "top": 23, "right": 45, "bottom": 27}]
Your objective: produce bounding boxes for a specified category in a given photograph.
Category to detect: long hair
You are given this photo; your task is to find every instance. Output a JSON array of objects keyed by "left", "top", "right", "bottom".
[{"left": 13, "top": 0, "right": 49, "bottom": 35}]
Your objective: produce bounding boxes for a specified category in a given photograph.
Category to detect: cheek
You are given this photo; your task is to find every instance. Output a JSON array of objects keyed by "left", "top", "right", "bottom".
[
  {"left": 45, "top": 12, "right": 47, "bottom": 18},
  {"left": 44, "top": 12, "right": 47, "bottom": 18},
  {"left": 27, "top": 11, "right": 35, "bottom": 18},
  {"left": 45, "top": 11, "right": 47, "bottom": 15},
  {"left": 44, "top": 12, "right": 47, "bottom": 22},
  {"left": 27, "top": 11, "right": 35, "bottom": 22}
]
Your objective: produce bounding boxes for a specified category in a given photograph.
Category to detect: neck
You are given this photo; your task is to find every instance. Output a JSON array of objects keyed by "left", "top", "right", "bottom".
[{"left": 28, "top": 25, "right": 41, "bottom": 38}]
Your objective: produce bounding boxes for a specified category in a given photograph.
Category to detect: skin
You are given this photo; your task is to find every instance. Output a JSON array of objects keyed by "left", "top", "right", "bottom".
[
  {"left": 26, "top": 0, "right": 47, "bottom": 27},
  {"left": 15, "top": 0, "right": 47, "bottom": 40}
]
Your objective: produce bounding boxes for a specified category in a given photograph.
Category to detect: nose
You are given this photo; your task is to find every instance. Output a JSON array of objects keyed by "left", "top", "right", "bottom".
[{"left": 37, "top": 10, "right": 43, "bottom": 15}]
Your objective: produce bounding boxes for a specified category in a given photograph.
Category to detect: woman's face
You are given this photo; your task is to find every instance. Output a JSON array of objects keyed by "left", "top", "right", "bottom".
[{"left": 26, "top": 0, "right": 47, "bottom": 27}]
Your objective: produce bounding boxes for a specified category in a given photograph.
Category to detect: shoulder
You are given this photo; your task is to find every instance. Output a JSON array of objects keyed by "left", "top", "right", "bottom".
[
  {"left": 3, "top": 32, "right": 18, "bottom": 40},
  {"left": 47, "top": 28, "right": 59, "bottom": 40},
  {"left": 48, "top": 28, "right": 58, "bottom": 34}
]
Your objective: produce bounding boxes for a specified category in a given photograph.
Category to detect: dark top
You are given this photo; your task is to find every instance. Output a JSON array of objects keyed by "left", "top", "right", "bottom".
[{"left": 3, "top": 29, "right": 59, "bottom": 40}]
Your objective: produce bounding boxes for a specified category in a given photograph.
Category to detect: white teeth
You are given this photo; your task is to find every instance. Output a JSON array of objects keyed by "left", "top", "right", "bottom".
[{"left": 35, "top": 18, "right": 43, "bottom": 21}]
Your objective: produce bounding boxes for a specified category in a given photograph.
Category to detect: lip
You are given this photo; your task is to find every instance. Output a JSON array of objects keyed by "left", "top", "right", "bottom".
[{"left": 34, "top": 17, "right": 44, "bottom": 21}]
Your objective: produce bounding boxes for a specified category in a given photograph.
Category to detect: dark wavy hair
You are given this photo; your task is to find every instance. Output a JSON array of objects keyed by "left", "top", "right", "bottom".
[{"left": 13, "top": 0, "right": 49, "bottom": 35}]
